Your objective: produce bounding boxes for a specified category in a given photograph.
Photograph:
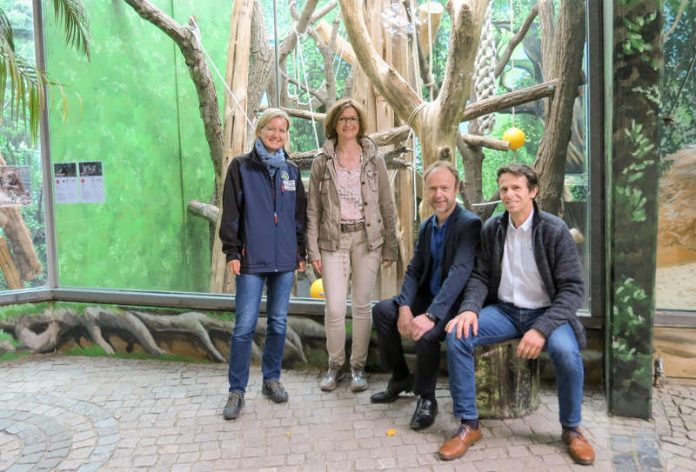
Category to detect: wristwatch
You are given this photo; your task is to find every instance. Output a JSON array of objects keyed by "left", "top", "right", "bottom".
[{"left": 425, "top": 313, "right": 437, "bottom": 323}]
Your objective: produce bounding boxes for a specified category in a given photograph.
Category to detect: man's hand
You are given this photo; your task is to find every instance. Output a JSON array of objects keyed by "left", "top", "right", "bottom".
[
  {"left": 227, "top": 259, "right": 241, "bottom": 276},
  {"left": 412, "top": 314, "right": 435, "bottom": 341},
  {"left": 397, "top": 306, "right": 415, "bottom": 339},
  {"left": 311, "top": 260, "right": 322, "bottom": 276},
  {"left": 446, "top": 311, "right": 478, "bottom": 339},
  {"left": 297, "top": 261, "right": 306, "bottom": 273},
  {"left": 516, "top": 329, "right": 546, "bottom": 359}
]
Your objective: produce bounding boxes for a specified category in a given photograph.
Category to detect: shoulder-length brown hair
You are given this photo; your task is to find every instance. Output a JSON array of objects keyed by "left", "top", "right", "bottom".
[{"left": 323, "top": 98, "right": 367, "bottom": 142}]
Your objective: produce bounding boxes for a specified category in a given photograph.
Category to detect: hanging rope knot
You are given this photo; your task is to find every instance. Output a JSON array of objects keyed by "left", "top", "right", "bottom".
[
  {"left": 473, "top": 3, "right": 496, "bottom": 135},
  {"left": 407, "top": 102, "right": 427, "bottom": 128}
]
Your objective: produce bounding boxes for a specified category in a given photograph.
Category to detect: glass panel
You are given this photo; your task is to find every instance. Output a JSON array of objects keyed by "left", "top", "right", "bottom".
[
  {"left": 0, "top": 0, "right": 48, "bottom": 291},
  {"left": 41, "top": 0, "right": 590, "bottom": 304},
  {"left": 656, "top": 1, "right": 696, "bottom": 311},
  {"left": 43, "top": 0, "right": 230, "bottom": 292}
]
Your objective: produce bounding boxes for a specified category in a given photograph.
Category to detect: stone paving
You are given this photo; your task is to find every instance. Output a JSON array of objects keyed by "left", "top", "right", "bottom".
[{"left": 0, "top": 354, "right": 694, "bottom": 471}]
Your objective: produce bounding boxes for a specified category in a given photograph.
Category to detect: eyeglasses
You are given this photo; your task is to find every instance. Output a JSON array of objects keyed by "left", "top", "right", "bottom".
[{"left": 337, "top": 117, "right": 359, "bottom": 124}]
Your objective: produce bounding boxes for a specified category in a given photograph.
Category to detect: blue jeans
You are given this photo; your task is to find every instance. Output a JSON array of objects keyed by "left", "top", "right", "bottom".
[
  {"left": 447, "top": 302, "right": 584, "bottom": 427},
  {"left": 228, "top": 271, "right": 295, "bottom": 393}
]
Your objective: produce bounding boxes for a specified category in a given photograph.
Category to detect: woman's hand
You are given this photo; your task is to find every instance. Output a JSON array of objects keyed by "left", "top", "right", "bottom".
[
  {"left": 227, "top": 259, "right": 241, "bottom": 276},
  {"left": 381, "top": 259, "right": 394, "bottom": 269},
  {"left": 311, "top": 260, "right": 322, "bottom": 276}
]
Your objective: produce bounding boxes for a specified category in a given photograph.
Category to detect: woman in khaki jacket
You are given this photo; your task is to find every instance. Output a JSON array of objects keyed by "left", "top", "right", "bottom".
[{"left": 307, "top": 99, "right": 398, "bottom": 392}]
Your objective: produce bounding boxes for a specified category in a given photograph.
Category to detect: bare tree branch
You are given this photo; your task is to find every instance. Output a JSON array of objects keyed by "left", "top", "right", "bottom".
[
  {"left": 461, "top": 79, "right": 558, "bottom": 122},
  {"left": 188, "top": 200, "right": 220, "bottom": 222},
  {"left": 338, "top": 0, "right": 423, "bottom": 132},
  {"left": 122, "top": 0, "right": 224, "bottom": 183},
  {"left": 438, "top": 0, "right": 491, "bottom": 126},
  {"left": 494, "top": 5, "right": 539, "bottom": 77}
]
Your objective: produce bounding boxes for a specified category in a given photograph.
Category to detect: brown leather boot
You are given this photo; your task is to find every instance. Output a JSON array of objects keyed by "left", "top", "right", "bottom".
[
  {"left": 562, "top": 428, "right": 595, "bottom": 465},
  {"left": 438, "top": 424, "right": 483, "bottom": 461}
]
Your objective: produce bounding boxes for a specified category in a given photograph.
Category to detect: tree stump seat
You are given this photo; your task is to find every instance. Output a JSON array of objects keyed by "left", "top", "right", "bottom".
[{"left": 473, "top": 339, "right": 540, "bottom": 419}]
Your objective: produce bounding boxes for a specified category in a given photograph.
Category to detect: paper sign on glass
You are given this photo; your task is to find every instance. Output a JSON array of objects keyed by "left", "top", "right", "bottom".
[
  {"left": 79, "top": 161, "right": 105, "bottom": 204},
  {"left": 54, "top": 162, "right": 80, "bottom": 204}
]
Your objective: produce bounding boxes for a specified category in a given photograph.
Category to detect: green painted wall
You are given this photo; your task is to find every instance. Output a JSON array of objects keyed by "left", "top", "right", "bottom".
[
  {"left": 605, "top": 0, "right": 662, "bottom": 419},
  {"left": 43, "top": 0, "right": 231, "bottom": 292}
]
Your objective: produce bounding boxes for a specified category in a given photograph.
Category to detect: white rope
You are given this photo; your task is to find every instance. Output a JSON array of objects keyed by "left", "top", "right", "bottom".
[
  {"left": 471, "top": 199, "right": 501, "bottom": 207},
  {"left": 408, "top": 0, "right": 424, "bottom": 219},
  {"left": 509, "top": 0, "right": 516, "bottom": 127},
  {"left": 427, "top": 2, "right": 434, "bottom": 90},
  {"left": 293, "top": 26, "right": 320, "bottom": 149},
  {"left": 473, "top": 2, "right": 496, "bottom": 135},
  {"left": 190, "top": 18, "right": 255, "bottom": 131}
]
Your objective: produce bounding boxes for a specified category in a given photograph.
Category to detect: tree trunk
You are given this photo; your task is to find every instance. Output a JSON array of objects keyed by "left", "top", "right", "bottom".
[
  {"left": 210, "top": 0, "right": 254, "bottom": 294},
  {"left": 534, "top": 0, "right": 585, "bottom": 215},
  {"left": 474, "top": 339, "right": 540, "bottom": 418}
]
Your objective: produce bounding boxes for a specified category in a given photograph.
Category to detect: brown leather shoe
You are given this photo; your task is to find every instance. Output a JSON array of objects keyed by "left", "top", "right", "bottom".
[
  {"left": 562, "top": 429, "right": 595, "bottom": 465},
  {"left": 438, "top": 424, "right": 483, "bottom": 461}
]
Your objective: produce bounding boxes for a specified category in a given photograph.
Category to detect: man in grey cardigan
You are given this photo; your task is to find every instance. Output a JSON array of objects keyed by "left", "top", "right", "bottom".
[{"left": 438, "top": 164, "right": 595, "bottom": 466}]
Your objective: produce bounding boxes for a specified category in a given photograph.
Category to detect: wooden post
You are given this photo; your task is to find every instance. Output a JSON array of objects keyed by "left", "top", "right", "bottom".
[
  {"left": 210, "top": 0, "right": 253, "bottom": 293},
  {"left": 417, "top": 1, "right": 444, "bottom": 62},
  {"left": 0, "top": 237, "right": 22, "bottom": 289}
]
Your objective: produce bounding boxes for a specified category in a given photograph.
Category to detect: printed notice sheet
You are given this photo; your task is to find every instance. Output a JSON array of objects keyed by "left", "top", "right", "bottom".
[
  {"left": 54, "top": 162, "right": 80, "bottom": 204},
  {"left": 78, "top": 161, "right": 105, "bottom": 204}
]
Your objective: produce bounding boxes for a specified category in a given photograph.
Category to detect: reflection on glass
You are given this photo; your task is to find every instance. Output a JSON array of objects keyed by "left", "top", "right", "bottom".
[
  {"left": 0, "top": 0, "right": 47, "bottom": 291},
  {"left": 656, "top": 2, "right": 695, "bottom": 311}
]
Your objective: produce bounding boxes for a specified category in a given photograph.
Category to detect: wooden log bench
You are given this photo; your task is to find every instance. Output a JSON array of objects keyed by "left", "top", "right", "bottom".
[{"left": 473, "top": 339, "right": 540, "bottom": 418}]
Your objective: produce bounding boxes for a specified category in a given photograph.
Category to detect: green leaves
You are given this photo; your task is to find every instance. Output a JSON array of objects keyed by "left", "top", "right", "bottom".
[
  {"left": 51, "top": 0, "right": 90, "bottom": 60},
  {"left": 0, "top": 0, "right": 89, "bottom": 140},
  {"left": 615, "top": 120, "right": 656, "bottom": 222},
  {"left": 619, "top": 12, "right": 658, "bottom": 66}
]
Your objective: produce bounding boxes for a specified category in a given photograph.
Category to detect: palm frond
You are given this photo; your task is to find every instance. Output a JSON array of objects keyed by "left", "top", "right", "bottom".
[
  {"left": 52, "top": 0, "right": 91, "bottom": 60},
  {"left": 0, "top": 26, "right": 48, "bottom": 140},
  {"left": 0, "top": 8, "right": 15, "bottom": 52}
]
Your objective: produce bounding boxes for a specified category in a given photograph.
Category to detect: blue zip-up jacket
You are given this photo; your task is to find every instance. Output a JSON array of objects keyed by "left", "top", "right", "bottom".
[{"left": 219, "top": 148, "right": 307, "bottom": 274}]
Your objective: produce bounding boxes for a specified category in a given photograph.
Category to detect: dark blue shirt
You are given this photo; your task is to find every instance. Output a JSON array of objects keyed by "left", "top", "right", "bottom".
[{"left": 429, "top": 215, "right": 449, "bottom": 297}]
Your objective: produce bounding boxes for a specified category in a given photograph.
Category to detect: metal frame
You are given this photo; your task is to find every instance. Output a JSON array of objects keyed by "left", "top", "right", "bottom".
[
  {"left": 4, "top": 0, "right": 691, "bottom": 334},
  {"left": 32, "top": 0, "right": 59, "bottom": 290},
  {"left": 587, "top": 0, "right": 606, "bottom": 326}
]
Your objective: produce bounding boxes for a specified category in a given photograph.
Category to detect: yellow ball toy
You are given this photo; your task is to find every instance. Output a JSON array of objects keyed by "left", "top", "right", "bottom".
[
  {"left": 310, "top": 278, "right": 325, "bottom": 299},
  {"left": 502, "top": 126, "right": 526, "bottom": 150}
]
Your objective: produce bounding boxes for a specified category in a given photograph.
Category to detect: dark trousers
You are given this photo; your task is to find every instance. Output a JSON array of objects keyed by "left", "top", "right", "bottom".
[{"left": 372, "top": 298, "right": 449, "bottom": 396}]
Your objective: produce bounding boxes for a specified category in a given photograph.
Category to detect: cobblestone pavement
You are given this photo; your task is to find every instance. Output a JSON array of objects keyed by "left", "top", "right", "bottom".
[{"left": 0, "top": 355, "right": 694, "bottom": 471}]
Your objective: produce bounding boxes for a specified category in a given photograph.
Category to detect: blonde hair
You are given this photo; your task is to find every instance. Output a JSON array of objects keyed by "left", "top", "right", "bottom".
[
  {"left": 323, "top": 99, "right": 367, "bottom": 141},
  {"left": 254, "top": 108, "right": 290, "bottom": 149}
]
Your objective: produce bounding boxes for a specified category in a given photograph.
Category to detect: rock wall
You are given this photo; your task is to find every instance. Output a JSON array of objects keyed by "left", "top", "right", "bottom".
[{"left": 657, "top": 145, "right": 696, "bottom": 266}]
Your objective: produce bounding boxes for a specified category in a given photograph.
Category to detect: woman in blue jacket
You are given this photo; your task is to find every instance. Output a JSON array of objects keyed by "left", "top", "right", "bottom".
[{"left": 219, "top": 108, "right": 306, "bottom": 420}]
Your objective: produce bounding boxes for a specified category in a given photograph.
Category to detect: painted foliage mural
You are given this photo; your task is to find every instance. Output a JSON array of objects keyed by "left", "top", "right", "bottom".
[{"left": 608, "top": 0, "right": 662, "bottom": 418}]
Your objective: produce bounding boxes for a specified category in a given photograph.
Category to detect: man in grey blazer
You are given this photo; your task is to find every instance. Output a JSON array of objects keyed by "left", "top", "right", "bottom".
[{"left": 439, "top": 164, "right": 594, "bottom": 466}]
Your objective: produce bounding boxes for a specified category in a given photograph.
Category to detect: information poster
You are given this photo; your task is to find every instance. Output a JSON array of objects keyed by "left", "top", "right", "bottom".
[
  {"left": 54, "top": 163, "right": 80, "bottom": 204},
  {"left": 0, "top": 165, "right": 32, "bottom": 207},
  {"left": 78, "top": 161, "right": 105, "bottom": 204}
]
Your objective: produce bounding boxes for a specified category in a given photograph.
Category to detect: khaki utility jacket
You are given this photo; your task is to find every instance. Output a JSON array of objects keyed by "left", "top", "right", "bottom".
[{"left": 306, "top": 137, "right": 398, "bottom": 263}]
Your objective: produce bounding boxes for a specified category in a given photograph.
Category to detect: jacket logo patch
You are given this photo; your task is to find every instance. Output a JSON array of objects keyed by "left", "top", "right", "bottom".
[
  {"left": 283, "top": 179, "right": 296, "bottom": 192},
  {"left": 281, "top": 171, "right": 290, "bottom": 181}
]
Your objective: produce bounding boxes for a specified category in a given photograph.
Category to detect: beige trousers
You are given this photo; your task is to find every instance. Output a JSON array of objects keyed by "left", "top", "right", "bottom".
[{"left": 321, "top": 230, "right": 381, "bottom": 370}]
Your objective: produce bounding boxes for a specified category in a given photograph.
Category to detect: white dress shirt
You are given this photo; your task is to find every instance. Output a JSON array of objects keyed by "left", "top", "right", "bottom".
[{"left": 497, "top": 209, "right": 551, "bottom": 309}]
